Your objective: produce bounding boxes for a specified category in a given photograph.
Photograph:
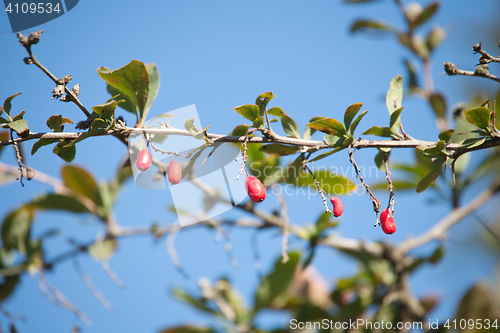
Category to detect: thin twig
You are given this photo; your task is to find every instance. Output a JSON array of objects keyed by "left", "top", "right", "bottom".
[
  {"left": 38, "top": 271, "right": 92, "bottom": 327},
  {"left": 72, "top": 257, "right": 114, "bottom": 313},
  {"left": 302, "top": 159, "right": 331, "bottom": 214},
  {"left": 444, "top": 62, "right": 500, "bottom": 84},
  {"left": 474, "top": 214, "right": 500, "bottom": 246},
  {"left": 10, "top": 130, "right": 25, "bottom": 187},
  {"left": 17, "top": 31, "right": 91, "bottom": 117},
  {"left": 148, "top": 139, "right": 188, "bottom": 158},
  {"left": 101, "top": 261, "right": 125, "bottom": 289},
  {"left": 236, "top": 128, "right": 257, "bottom": 180},
  {"left": 165, "top": 223, "right": 189, "bottom": 279},
  {"left": 0, "top": 307, "right": 26, "bottom": 323},
  {"left": 473, "top": 43, "right": 500, "bottom": 64},
  {"left": 277, "top": 192, "right": 290, "bottom": 263},
  {"left": 383, "top": 152, "right": 395, "bottom": 211},
  {"left": 398, "top": 178, "right": 500, "bottom": 254},
  {"left": 348, "top": 145, "right": 381, "bottom": 221}
]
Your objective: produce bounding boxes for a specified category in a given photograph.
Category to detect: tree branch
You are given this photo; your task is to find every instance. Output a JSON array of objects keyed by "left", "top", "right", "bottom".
[{"left": 398, "top": 178, "right": 500, "bottom": 254}]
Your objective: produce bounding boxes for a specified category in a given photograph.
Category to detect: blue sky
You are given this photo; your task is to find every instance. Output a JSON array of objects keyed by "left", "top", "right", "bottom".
[{"left": 1, "top": 1, "right": 500, "bottom": 332}]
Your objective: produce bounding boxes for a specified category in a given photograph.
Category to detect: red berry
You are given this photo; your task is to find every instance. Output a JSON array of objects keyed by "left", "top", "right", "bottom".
[
  {"left": 168, "top": 160, "right": 182, "bottom": 185},
  {"left": 330, "top": 197, "right": 343, "bottom": 217},
  {"left": 136, "top": 149, "right": 152, "bottom": 171},
  {"left": 380, "top": 208, "right": 396, "bottom": 234},
  {"left": 245, "top": 176, "right": 266, "bottom": 203}
]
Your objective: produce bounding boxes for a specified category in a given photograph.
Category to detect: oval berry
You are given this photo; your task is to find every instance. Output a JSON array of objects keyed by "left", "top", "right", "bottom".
[
  {"left": 380, "top": 208, "right": 396, "bottom": 234},
  {"left": 330, "top": 196, "right": 343, "bottom": 217},
  {"left": 168, "top": 160, "right": 182, "bottom": 185},
  {"left": 245, "top": 176, "right": 266, "bottom": 203},
  {"left": 136, "top": 149, "right": 152, "bottom": 172}
]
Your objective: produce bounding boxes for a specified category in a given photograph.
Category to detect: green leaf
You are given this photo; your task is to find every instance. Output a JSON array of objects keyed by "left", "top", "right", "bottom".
[
  {"left": 53, "top": 139, "right": 76, "bottom": 163},
  {"left": 0, "top": 131, "right": 9, "bottom": 156},
  {"left": 428, "top": 245, "right": 444, "bottom": 264},
  {"left": 306, "top": 118, "right": 346, "bottom": 136},
  {"left": 438, "top": 129, "right": 454, "bottom": 143},
  {"left": 1, "top": 207, "right": 33, "bottom": 253},
  {"left": 456, "top": 283, "right": 492, "bottom": 321},
  {"left": 29, "top": 194, "right": 90, "bottom": 213},
  {"left": 416, "top": 162, "right": 443, "bottom": 193},
  {"left": 460, "top": 137, "right": 487, "bottom": 149},
  {"left": 403, "top": 59, "right": 420, "bottom": 91},
  {"left": 47, "top": 115, "right": 73, "bottom": 133},
  {"left": 324, "top": 134, "right": 343, "bottom": 147},
  {"left": 89, "top": 238, "right": 116, "bottom": 261},
  {"left": 61, "top": 165, "right": 101, "bottom": 205},
  {"left": 159, "top": 326, "right": 217, "bottom": 333},
  {"left": 374, "top": 148, "right": 390, "bottom": 171},
  {"left": 292, "top": 170, "right": 355, "bottom": 195},
  {"left": 231, "top": 125, "right": 251, "bottom": 137},
  {"left": 172, "top": 288, "right": 218, "bottom": 317},
  {"left": 344, "top": 102, "right": 362, "bottom": 131},
  {"left": 144, "top": 63, "right": 160, "bottom": 118},
  {"left": 254, "top": 252, "right": 300, "bottom": 311},
  {"left": 182, "top": 144, "right": 209, "bottom": 179},
  {"left": 413, "top": 2, "right": 439, "bottom": 29},
  {"left": 362, "top": 126, "right": 394, "bottom": 138},
  {"left": 92, "top": 100, "right": 119, "bottom": 122},
  {"left": 281, "top": 114, "right": 301, "bottom": 138},
  {"left": 97, "top": 60, "right": 150, "bottom": 119},
  {"left": 350, "top": 20, "right": 393, "bottom": 34},
  {"left": 429, "top": 93, "right": 446, "bottom": 119},
  {"left": 106, "top": 85, "right": 136, "bottom": 116},
  {"left": 386, "top": 75, "right": 403, "bottom": 131},
  {"left": 253, "top": 116, "right": 265, "bottom": 130},
  {"left": 371, "top": 180, "right": 415, "bottom": 191},
  {"left": 4, "top": 119, "right": 27, "bottom": 134},
  {"left": 348, "top": 110, "right": 368, "bottom": 135},
  {"left": 303, "top": 116, "right": 324, "bottom": 140},
  {"left": 31, "top": 138, "right": 59, "bottom": 155},
  {"left": 233, "top": 104, "right": 259, "bottom": 121},
  {"left": 389, "top": 107, "right": 404, "bottom": 133},
  {"left": 11, "top": 111, "right": 25, "bottom": 122},
  {"left": 184, "top": 118, "right": 210, "bottom": 141},
  {"left": 267, "top": 107, "right": 300, "bottom": 138},
  {"left": 0, "top": 274, "right": 20, "bottom": 303},
  {"left": 464, "top": 107, "right": 491, "bottom": 131},
  {"left": 425, "top": 25, "right": 446, "bottom": 53},
  {"left": 259, "top": 144, "right": 299, "bottom": 156},
  {"left": 267, "top": 106, "right": 284, "bottom": 117},
  {"left": 3, "top": 92, "right": 22, "bottom": 117},
  {"left": 306, "top": 146, "right": 345, "bottom": 163},
  {"left": 420, "top": 140, "right": 447, "bottom": 157},
  {"left": 64, "top": 118, "right": 108, "bottom": 148},
  {"left": 256, "top": 91, "right": 275, "bottom": 117}
]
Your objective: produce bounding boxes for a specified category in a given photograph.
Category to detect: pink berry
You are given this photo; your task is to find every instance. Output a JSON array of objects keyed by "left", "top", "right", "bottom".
[
  {"left": 330, "top": 196, "right": 343, "bottom": 217},
  {"left": 245, "top": 176, "right": 266, "bottom": 203},
  {"left": 380, "top": 208, "right": 396, "bottom": 234},
  {"left": 168, "top": 161, "right": 182, "bottom": 185},
  {"left": 136, "top": 149, "right": 152, "bottom": 171}
]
